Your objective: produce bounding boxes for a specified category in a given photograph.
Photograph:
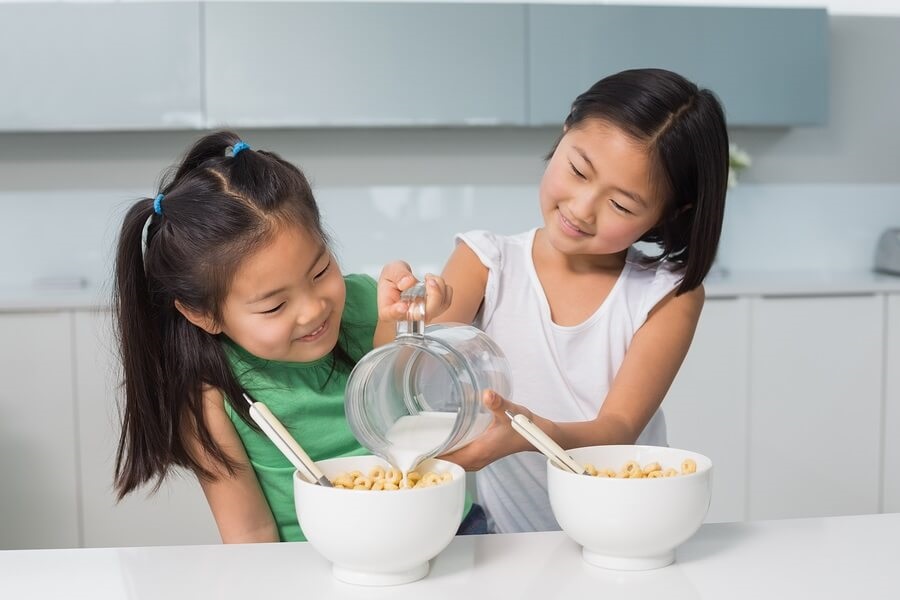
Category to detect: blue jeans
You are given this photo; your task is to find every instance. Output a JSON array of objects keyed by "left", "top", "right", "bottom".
[{"left": 456, "top": 503, "right": 489, "bottom": 535}]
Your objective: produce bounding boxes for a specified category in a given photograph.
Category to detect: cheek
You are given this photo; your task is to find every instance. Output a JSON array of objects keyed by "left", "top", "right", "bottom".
[{"left": 539, "top": 166, "right": 568, "bottom": 209}]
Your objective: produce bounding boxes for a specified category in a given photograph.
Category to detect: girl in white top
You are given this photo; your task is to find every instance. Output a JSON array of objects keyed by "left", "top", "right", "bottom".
[{"left": 436, "top": 69, "right": 730, "bottom": 533}]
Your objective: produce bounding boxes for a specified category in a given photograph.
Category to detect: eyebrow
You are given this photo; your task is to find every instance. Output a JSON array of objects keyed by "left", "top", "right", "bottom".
[
  {"left": 246, "top": 245, "right": 327, "bottom": 304},
  {"left": 573, "top": 145, "right": 648, "bottom": 209}
]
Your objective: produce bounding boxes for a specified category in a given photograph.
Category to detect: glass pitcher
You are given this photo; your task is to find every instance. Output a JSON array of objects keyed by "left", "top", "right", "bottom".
[{"left": 345, "top": 282, "right": 512, "bottom": 473}]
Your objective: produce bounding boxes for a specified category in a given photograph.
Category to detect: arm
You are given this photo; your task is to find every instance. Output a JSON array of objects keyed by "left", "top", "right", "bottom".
[
  {"left": 431, "top": 241, "right": 489, "bottom": 325},
  {"left": 184, "top": 387, "right": 279, "bottom": 543},
  {"left": 441, "top": 285, "right": 705, "bottom": 470}
]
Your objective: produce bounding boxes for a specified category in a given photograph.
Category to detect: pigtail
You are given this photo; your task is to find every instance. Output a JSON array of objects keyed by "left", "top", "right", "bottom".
[{"left": 113, "top": 199, "right": 168, "bottom": 498}]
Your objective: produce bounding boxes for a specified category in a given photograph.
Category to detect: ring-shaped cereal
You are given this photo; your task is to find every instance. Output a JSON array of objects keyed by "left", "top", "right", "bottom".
[{"left": 681, "top": 458, "right": 697, "bottom": 474}]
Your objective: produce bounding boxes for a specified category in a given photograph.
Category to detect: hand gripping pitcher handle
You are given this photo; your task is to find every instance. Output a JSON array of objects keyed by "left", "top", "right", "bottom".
[{"left": 395, "top": 282, "right": 426, "bottom": 337}]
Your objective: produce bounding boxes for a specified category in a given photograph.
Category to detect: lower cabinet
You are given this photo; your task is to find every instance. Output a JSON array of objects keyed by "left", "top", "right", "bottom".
[
  {"left": 884, "top": 295, "right": 900, "bottom": 513},
  {"left": 747, "top": 295, "right": 883, "bottom": 520},
  {"left": 1, "top": 291, "right": 896, "bottom": 549},
  {"left": 73, "top": 310, "right": 219, "bottom": 547},
  {"left": 664, "top": 297, "right": 751, "bottom": 523},
  {"left": 0, "top": 312, "right": 80, "bottom": 550}
]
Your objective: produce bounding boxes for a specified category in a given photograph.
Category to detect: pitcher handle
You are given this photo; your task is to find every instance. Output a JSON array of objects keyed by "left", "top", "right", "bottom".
[{"left": 396, "top": 282, "right": 426, "bottom": 337}]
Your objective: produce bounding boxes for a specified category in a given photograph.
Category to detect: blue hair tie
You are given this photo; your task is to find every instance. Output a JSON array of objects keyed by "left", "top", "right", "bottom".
[
  {"left": 231, "top": 141, "right": 250, "bottom": 157},
  {"left": 153, "top": 193, "right": 165, "bottom": 215}
]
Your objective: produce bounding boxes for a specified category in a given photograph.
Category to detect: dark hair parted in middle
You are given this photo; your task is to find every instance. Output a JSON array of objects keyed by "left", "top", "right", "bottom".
[
  {"left": 552, "top": 68, "right": 729, "bottom": 294},
  {"left": 113, "top": 130, "right": 350, "bottom": 498}
]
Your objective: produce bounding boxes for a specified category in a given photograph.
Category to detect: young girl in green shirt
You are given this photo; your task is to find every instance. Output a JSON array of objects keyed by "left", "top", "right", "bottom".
[{"left": 112, "top": 131, "right": 458, "bottom": 542}]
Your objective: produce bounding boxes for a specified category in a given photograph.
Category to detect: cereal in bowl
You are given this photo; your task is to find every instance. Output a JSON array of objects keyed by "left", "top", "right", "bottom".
[
  {"left": 584, "top": 458, "right": 697, "bottom": 479},
  {"left": 330, "top": 466, "right": 453, "bottom": 490}
]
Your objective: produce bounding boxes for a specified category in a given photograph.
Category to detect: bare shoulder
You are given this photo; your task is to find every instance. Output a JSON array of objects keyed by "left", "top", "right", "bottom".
[
  {"left": 435, "top": 242, "right": 490, "bottom": 324},
  {"left": 649, "top": 283, "right": 705, "bottom": 322}
]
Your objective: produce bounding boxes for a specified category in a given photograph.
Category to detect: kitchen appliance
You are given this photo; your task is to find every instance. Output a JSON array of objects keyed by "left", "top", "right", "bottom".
[{"left": 874, "top": 228, "right": 900, "bottom": 275}]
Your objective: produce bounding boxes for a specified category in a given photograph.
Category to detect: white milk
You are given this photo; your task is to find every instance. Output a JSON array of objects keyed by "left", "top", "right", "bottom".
[
  {"left": 382, "top": 411, "right": 494, "bottom": 474},
  {"left": 384, "top": 412, "right": 457, "bottom": 474}
]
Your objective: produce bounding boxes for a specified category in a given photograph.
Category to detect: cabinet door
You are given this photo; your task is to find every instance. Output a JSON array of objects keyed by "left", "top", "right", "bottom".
[
  {"left": 205, "top": 2, "right": 526, "bottom": 126},
  {"left": 74, "top": 311, "right": 219, "bottom": 547},
  {"left": 0, "top": 312, "right": 79, "bottom": 549},
  {"left": 748, "top": 295, "right": 883, "bottom": 520},
  {"left": 664, "top": 297, "right": 750, "bottom": 523},
  {"left": 885, "top": 295, "right": 900, "bottom": 513},
  {"left": 528, "top": 5, "right": 828, "bottom": 127},
  {"left": 0, "top": 4, "right": 202, "bottom": 131}
]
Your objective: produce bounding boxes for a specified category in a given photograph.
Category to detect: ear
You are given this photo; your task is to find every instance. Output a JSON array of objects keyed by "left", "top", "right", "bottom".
[{"left": 174, "top": 299, "right": 222, "bottom": 335}]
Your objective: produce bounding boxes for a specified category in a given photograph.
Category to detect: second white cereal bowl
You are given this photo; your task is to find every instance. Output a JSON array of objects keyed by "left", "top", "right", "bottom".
[
  {"left": 294, "top": 455, "right": 465, "bottom": 586},
  {"left": 547, "top": 445, "right": 712, "bottom": 571}
]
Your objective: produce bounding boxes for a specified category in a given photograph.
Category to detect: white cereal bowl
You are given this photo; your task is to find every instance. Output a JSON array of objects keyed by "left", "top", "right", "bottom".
[
  {"left": 294, "top": 455, "right": 465, "bottom": 586},
  {"left": 547, "top": 445, "right": 712, "bottom": 571}
]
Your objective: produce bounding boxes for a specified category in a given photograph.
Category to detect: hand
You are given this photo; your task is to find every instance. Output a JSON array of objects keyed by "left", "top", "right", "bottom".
[
  {"left": 377, "top": 261, "right": 453, "bottom": 323},
  {"left": 438, "top": 390, "right": 535, "bottom": 471}
]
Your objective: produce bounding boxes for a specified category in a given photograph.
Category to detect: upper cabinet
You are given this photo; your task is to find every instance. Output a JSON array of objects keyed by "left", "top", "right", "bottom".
[
  {"left": 0, "top": 3, "right": 203, "bottom": 132},
  {"left": 528, "top": 5, "right": 829, "bottom": 127},
  {"left": 0, "top": 2, "right": 828, "bottom": 131},
  {"left": 204, "top": 2, "right": 527, "bottom": 127}
]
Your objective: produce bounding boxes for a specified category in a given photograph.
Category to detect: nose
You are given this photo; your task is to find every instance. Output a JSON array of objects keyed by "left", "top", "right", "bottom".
[
  {"left": 568, "top": 192, "right": 598, "bottom": 225},
  {"left": 295, "top": 296, "right": 329, "bottom": 327}
]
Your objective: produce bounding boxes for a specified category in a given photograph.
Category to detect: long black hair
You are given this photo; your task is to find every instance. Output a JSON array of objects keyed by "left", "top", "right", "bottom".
[
  {"left": 553, "top": 68, "right": 729, "bottom": 294},
  {"left": 113, "top": 131, "right": 348, "bottom": 498}
]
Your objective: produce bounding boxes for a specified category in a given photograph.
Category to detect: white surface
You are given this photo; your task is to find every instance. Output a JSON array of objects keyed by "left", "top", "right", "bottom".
[
  {"left": 1, "top": 514, "right": 899, "bottom": 599},
  {"left": 548, "top": 446, "right": 712, "bottom": 571},
  {"left": 2, "top": 184, "right": 899, "bottom": 300},
  {"left": 663, "top": 297, "right": 751, "bottom": 523},
  {"left": 885, "top": 295, "right": 900, "bottom": 512},
  {"left": 748, "top": 295, "right": 883, "bottom": 519},
  {"left": 0, "top": 312, "right": 79, "bottom": 549}
]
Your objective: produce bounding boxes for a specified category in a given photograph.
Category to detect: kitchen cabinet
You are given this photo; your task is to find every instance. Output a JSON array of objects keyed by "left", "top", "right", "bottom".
[
  {"left": 0, "top": 312, "right": 79, "bottom": 550},
  {"left": 204, "top": 2, "right": 527, "bottom": 127},
  {"left": 0, "top": 3, "right": 203, "bottom": 131},
  {"left": 747, "top": 295, "right": 883, "bottom": 520},
  {"left": 664, "top": 297, "right": 751, "bottom": 523},
  {"left": 528, "top": 5, "right": 828, "bottom": 127},
  {"left": 73, "top": 310, "right": 219, "bottom": 547},
  {"left": 884, "top": 295, "right": 900, "bottom": 513}
]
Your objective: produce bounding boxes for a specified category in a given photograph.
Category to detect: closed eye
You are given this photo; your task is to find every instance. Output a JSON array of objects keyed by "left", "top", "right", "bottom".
[
  {"left": 259, "top": 302, "right": 285, "bottom": 314},
  {"left": 569, "top": 161, "right": 586, "bottom": 179},
  {"left": 610, "top": 199, "right": 633, "bottom": 215},
  {"left": 313, "top": 260, "right": 331, "bottom": 281}
]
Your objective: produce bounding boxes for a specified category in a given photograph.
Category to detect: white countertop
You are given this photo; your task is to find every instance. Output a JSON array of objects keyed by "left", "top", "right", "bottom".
[
  {"left": 2, "top": 513, "right": 898, "bottom": 599},
  {"left": 2, "top": 269, "right": 900, "bottom": 312}
]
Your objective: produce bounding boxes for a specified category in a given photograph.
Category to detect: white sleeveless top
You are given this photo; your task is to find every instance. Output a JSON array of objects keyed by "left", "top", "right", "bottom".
[{"left": 459, "top": 229, "right": 684, "bottom": 533}]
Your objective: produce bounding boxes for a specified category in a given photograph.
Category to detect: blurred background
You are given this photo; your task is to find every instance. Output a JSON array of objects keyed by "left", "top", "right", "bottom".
[{"left": 1, "top": 0, "right": 898, "bottom": 550}]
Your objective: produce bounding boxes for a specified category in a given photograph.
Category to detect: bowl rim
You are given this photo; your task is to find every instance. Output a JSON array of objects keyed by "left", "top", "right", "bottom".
[
  {"left": 549, "top": 444, "right": 713, "bottom": 480},
  {"left": 293, "top": 456, "right": 466, "bottom": 494}
]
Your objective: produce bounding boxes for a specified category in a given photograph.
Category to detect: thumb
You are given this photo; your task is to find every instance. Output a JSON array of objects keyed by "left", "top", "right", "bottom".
[{"left": 483, "top": 389, "right": 506, "bottom": 414}]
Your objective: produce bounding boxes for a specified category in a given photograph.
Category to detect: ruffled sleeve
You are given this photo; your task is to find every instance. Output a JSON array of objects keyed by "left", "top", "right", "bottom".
[{"left": 454, "top": 230, "right": 503, "bottom": 328}]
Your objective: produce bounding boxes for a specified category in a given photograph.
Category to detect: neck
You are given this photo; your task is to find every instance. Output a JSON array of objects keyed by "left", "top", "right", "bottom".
[{"left": 533, "top": 228, "right": 628, "bottom": 275}]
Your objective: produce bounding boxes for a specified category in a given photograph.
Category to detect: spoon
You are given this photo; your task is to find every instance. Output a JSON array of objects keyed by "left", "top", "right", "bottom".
[
  {"left": 243, "top": 392, "right": 333, "bottom": 486},
  {"left": 505, "top": 410, "right": 587, "bottom": 475}
]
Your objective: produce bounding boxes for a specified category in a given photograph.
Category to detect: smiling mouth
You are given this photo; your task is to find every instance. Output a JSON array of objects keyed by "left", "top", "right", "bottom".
[
  {"left": 559, "top": 211, "right": 590, "bottom": 236},
  {"left": 298, "top": 320, "right": 328, "bottom": 342}
]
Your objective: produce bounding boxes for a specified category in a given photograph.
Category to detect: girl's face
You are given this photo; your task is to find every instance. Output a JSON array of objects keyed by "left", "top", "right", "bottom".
[
  {"left": 219, "top": 224, "right": 346, "bottom": 363},
  {"left": 539, "top": 119, "right": 666, "bottom": 263}
]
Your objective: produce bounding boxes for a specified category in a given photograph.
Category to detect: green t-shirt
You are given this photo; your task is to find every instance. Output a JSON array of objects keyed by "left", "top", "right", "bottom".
[{"left": 222, "top": 274, "right": 376, "bottom": 542}]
